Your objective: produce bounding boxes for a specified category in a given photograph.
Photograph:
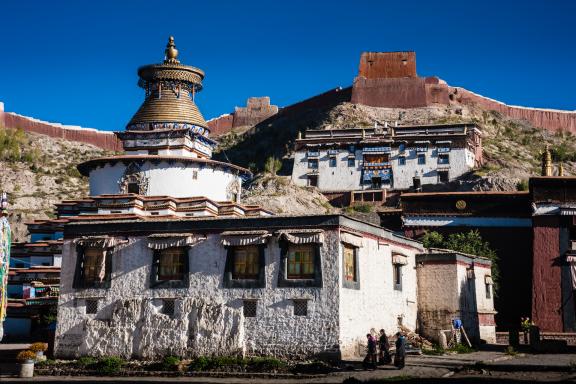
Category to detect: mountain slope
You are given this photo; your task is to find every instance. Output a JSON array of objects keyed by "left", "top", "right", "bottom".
[{"left": 0, "top": 128, "right": 108, "bottom": 241}]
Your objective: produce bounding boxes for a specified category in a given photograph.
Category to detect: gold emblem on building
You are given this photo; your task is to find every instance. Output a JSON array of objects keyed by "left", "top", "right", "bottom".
[{"left": 455, "top": 200, "right": 467, "bottom": 210}]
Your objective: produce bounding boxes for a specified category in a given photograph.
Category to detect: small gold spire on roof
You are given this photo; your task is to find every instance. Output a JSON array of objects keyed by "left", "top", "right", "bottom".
[
  {"left": 164, "top": 36, "right": 180, "bottom": 64},
  {"left": 542, "top": 144, "right": 552, "bottom": 176},
  {"left": 559, "top": 162, "right": 565, "bottom": 176}
]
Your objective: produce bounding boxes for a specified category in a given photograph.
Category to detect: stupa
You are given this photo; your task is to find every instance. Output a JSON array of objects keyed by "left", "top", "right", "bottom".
[{"left": 78, "top": 37, "right": 252, "bottom": 205}]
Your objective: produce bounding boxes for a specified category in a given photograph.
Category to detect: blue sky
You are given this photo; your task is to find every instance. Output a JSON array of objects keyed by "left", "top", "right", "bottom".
[{"left": 1, "top": 0, "right": 574, "bottom": 131}]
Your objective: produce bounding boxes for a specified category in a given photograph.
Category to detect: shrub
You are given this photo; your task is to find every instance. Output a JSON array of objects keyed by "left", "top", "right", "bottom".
[
  {"left": 76, "top": 356, "right": 98, "bottom": 369},
  {"left": 516, "top": 179, "right": 529, "bottom": 191},
  {"left": 29, "top": 342, "right": 48, "bottom": 352},
  {"left": 448, "top": 343, "right": 475, "bottom": 354},
  {"left": 247, "top": 356, "right": 286, "bottom": 371},
  {"left": 16, "top": 350, "right": 37, "bottom": 362},
  {"left": 189, "top": 356, "right": 210, "bottom": 371},
  {"left": 505, "top": 346, "right": 518, "bottom": 356},
  {"left": 161, "top": 355, "right": 181, "bottom": 371},
  {"left": 352, "top": 203, "right": 372, "bottom": 213},
  {"left": 96, "top": 356, "right": 125, "bottom": 375},
  {"left": 421, "top": 231, "right": 444, "bottom": 249},
  {"left": 264, "top": 157, "right": 282, "bottom": 175},
  {"left": 422, "top": 344, "right": 445, "bottom": 355}
]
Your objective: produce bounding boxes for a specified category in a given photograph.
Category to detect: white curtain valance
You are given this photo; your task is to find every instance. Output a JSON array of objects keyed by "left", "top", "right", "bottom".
[
  {"left": 74, "top": 236, "right": 126, "bottom": 249},
  {"left": 485, "top": 275, "right": 493, "bottom": 285},
  {"left": 568, "top": 255, "right": 576, "bottom": 289},
  {"left": 277, "top": 229, "right": 324, "bottom": 244},
  {"left": 340, "top": 232, "right": 364, "bottom": 248},
  {"left": 392, "top": 253, "right": 408, "bottom": 265},
  {"left": 221, "top": 230, "right": 271, "bottom": 246},
  {"left": 147, "top": 233, "right": 205, "bottom": 250}
]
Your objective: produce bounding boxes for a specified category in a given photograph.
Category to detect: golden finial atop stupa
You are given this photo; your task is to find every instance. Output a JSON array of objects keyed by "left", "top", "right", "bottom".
[
  {"left": 542, "top": 144, "right": 552, "bottom": 176},
  {"left": 559, "top": 162, "right": 565, "bottom": 176},
  {"left": 164, "top": 36, "right": 180, "bottom": 64}
]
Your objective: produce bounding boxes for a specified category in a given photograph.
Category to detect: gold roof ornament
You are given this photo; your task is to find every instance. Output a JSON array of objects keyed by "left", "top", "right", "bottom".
[
  {"left": 164, "top": 36, "right": 180, "bottom": 64},
  {"left": 541, "top": 144, "right": 552, "bottom": 177},
  {"left": 559, "top": 162, "right": 565, "bottom": 177},
  {"left": 127, "top": 36, "right": 208, "bottom": 130}
]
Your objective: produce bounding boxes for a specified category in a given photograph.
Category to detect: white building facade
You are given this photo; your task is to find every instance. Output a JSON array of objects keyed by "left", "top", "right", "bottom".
[
  {"left": 291, "top": 125, "right": 482, "bottom": 193},
  {"left": 54, "top": 215, "right": 422, "bottom": 359}
]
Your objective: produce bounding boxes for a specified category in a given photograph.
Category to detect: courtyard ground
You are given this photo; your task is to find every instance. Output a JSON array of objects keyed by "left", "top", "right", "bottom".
[{"left": 2, "top": 343, "right": 576, "bottom": 383}]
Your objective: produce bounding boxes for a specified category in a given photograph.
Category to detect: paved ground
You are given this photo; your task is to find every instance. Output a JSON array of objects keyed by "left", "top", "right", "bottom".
[{"left": 2, "top": 345, "right": 576, "bottom": 383}]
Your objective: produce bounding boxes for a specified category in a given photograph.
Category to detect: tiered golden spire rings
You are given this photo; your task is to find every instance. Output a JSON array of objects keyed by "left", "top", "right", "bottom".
[{"left": 164, "top": 36, "right": 180, "bottom": 64}]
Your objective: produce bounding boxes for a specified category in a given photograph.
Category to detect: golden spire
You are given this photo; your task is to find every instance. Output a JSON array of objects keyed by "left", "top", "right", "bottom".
[
  {"left": 542, "top": 144, "right": 552, "bottom": 176},
  {"left": 559, "top": 162, "right": 565, "bottom": 176},
  {"left": 164, "top": 36, "right": 180, "bottom": 64}
]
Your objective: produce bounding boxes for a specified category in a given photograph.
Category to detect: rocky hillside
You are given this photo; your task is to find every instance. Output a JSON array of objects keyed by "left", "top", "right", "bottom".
[
  {"left": 0, "top": 128, "right": 107, "bottom": 241},
  {"left": 220, "top": 100, "right": 576, "bottom": 194}
]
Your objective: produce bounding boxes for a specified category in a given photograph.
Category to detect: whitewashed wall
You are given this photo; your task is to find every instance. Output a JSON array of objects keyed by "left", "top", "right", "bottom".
[
  {"left": 338, "top": 238, "right": 418, "bottom": 357},
  {"left": 88, "top": 161, "right": 242, "bottom": 201},
  {"left": 54, "top": 231, "right": 342, "bottom": 359},
  {"left": 291, "top": 148, "right": 475, "bottom": 192},
  {"left": 291, "top": 150, "right": 361, "bottom": 191},
  {"left": 473, "top": 263, "right": 496, "bottom": 343}
]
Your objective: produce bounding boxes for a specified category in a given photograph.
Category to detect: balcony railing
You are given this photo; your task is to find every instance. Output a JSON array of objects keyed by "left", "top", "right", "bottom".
[{"left": 363, "top": 162, "right": 391, "bottom": 168}]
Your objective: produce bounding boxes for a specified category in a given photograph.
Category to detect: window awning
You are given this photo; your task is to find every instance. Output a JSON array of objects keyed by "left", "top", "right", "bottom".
[
  {"left": 341, "top": 232, "right": 363, "bottom": 248},
  {"left": 277, "top": 229, "right": 324, "bottom": 244},
  {"left": 392, "top": 253, "right": 408, "bottom": 265},
  {"left": 147, "top": 233, "right": 205, "bottom": 250},
  {"left": 485, "top": 275, "right": 493, "bottom": 285},
  {"left": 74, "top": 236, "right": 126, "bottom": 249},
  {"left": 221, "top": 230, "right": 271, "bottom": 246}
]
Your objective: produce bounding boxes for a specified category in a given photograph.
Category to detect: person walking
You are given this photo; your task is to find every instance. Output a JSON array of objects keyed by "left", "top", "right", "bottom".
[
  {"left": 363, "top": 333, "right": 377, "bottom": 369},
  {"left": 378, "top": 329, "right": 391, "bottom": 365},
  {"left": 394, "top": 331, "right": 406, "bottom": 369}
]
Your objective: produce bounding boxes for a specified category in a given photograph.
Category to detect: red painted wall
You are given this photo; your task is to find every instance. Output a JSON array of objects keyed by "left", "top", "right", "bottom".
[
  {"left": 532, "top": 216, "right": 563, "bottom": 332},
  {"left": 1, "top": 112, "right": 122, "bottom": 151}
]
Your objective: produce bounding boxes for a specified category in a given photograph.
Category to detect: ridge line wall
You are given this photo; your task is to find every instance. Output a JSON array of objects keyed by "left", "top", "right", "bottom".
[
  {"left": 0, "top": 110, "right": 122, "bottom": 151},
  {"left": 454, "top": 88, "right": 576, "bottom": 133}
]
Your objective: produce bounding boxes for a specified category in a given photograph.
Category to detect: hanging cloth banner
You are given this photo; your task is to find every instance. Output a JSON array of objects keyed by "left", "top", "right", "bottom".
[
  {"left": 392, "top": 253, "right": 409, "bottom": 265},
  {"left": 74, "top": 236, "right": 126, "bottom": 249},
  {"left": 567, "top": 255, "right": 576, "bottom": 290},
  {"left": 147, "top": 233, "right": 205, "bottom": 250},
  {"left": 0, "top": 217, "right": 12, "bottom": 324},
  {"left": 277, "top": 229, "right": 324, "bottom": 244},
  {"left": 221, "top": 230, "right": 271, "bottom": 246},
  {"left": 341, "top": 232, "right": 364, "bottom": 248}
]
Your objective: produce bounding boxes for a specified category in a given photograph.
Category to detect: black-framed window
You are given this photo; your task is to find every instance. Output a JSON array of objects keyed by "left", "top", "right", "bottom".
[
  {"left": 438, "top": 154, "right": 450, "bottom": 165},
  {"left": 308, "top": 159, "right": 318, "bottom": 169},
  {"left": 293, "top": 299, "right": 308, "bottom": 316},
  {"left": 243, "top": 299, "right": 258, "bottom": 317},
  {"left": 73, "top": 246, "right": 112, "bottom": 289},
  {"left": 393, "top": 263, "right": 403, "bottom": 291},
  {"left": 329, "top": 157, "right": 337, "bottom": 167},
  {"left": 162, "top": 299, "right": 176, "bottom": 318},
  {"left": 150, "top": 247, "right": 189, "bottom": 288},
  {"left": 278, "top": 242, "right": 323, "bottom": 288},
  {"left": 347, "top": 157, "right": 355, "bottom": 167},
  {"left": 342, "top": 243, "right": 360, "bottom": 290},
  {"left": 224, "top": 245, "right": 266, "bottom": 288},
  {"left": 398, "top": 156, "right": 406, "bottom": 166},
  {"left": 127, "top": 182, "right": 140, "bottom": 194},
  {"left": 85, "top": 299, "right": 98, "bottom": 314},
  {"left": 417, "top": 154, "right": 426, "bottom": 165}
]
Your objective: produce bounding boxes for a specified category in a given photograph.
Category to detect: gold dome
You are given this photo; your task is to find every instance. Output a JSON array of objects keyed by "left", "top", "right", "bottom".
[
  {"left": 126, "top": 36, "right": 208, "bottom": 130},
  {"left": 128, "top": 90, "right": 207, "bottom": 129}
]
